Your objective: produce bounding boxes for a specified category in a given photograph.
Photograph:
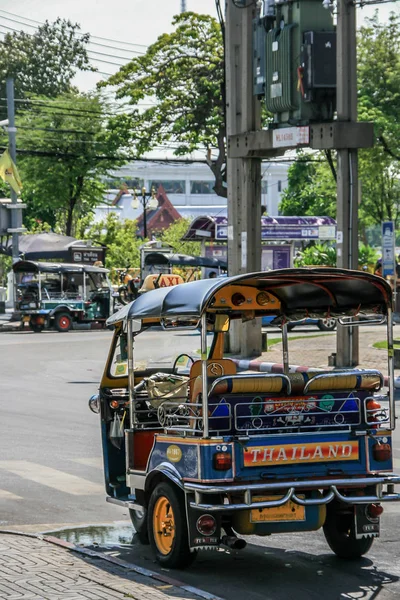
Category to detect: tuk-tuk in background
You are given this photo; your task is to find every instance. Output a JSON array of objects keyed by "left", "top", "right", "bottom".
[
  {"left": 90, "top": 268, "right": 400, "bottom": 568},
  {"left": 13, "top": 260, "right": 113, "bottom": 332}
]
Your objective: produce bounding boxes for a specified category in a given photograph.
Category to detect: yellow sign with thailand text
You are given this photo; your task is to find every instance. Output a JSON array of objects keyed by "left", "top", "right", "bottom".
[{"left": 243, "top": 441, "right": 359, "bottom": 467}]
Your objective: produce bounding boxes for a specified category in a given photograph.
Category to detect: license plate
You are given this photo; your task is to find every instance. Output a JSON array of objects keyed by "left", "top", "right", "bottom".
[{"left": 250, "top": 495, "right": 305, "bottom": 523}]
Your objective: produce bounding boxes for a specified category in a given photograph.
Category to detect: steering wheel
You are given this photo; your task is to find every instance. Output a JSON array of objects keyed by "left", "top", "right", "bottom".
[{"left": 172, "top": 353, "right": 195, "bottom": 374}]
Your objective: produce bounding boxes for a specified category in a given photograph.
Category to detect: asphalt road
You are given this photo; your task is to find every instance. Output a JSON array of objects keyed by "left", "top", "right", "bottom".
[{"left": 1, "top": 327, "right": 400, "bottom": 600}]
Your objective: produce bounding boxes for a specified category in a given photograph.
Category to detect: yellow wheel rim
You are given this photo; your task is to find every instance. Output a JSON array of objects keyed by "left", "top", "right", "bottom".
[{"left": 153, "top": 496, "right": 176, "bottom": 555}]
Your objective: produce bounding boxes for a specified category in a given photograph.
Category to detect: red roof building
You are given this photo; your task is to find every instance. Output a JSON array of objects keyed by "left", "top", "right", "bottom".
[{"left": 136, "top": 185, "right": 182, "bottom": 238}]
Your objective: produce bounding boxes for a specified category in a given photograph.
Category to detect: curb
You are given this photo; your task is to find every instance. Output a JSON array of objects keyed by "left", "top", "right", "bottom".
[{"left": 0, "top": 529, "right": 224, "bottom": 600}]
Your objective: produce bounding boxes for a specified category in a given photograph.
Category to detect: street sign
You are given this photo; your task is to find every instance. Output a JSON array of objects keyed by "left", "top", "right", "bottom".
[{"left": 382, "top": 221, "right": 395, "bottom": 277}]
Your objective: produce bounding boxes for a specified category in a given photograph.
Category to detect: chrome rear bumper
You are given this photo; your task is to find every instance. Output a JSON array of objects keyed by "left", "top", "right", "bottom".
[{"left": 184, "top": 475, "right": 400, "bottom": 512}]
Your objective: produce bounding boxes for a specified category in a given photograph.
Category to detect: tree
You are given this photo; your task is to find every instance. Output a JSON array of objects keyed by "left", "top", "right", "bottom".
[
  {"left": 279, "top": 154, "right": 336, "bottom": 217},
  {"left": 7, "top": 93, "right": 128, "bottom": 236},
  {"left": 0, "top": 18, "right": 94, "bottom": 103},
  {"left": 101, "top": 13, "right": 227, "bottom": 197}
]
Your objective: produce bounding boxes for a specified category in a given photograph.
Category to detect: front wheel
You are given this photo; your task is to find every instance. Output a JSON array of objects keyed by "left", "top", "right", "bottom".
[
  {"left": 323, "top": 503, "right": 374, "bottom": 559},
  {"left": 54, "top": 312, "right": 72, "bottom": 332},
  {"left": 148, "top": 481, "right": 197, "bottom": 568},
  {"left": 129, "top": 508, "right": 149, "bottom": 544},
  {"left": 318, "top": 318, "right": 336, "bottom": 332}
]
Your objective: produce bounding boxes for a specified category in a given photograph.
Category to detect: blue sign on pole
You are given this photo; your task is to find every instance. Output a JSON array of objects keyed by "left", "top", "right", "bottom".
[{"left": 382, "top": 221, "right": 395, "bottom": 277}]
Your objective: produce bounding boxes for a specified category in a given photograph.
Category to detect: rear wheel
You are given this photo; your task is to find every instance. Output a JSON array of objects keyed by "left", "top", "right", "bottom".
[
  {"left": 29, "top": 318, "right": 44, "bottom": 333},
  {"left": 323, "top": 503, "right": 374, "bottom": 559},
  {"left": 129, "top": 508, "right": 149, "bottom": 544},
  {"left": 318, "top": 318, "right": 336, "bottom": 331},
  {"left": 148, "top": 481, "right": 196, "bottom": 568},
  {"left": 54, "top": 312, "right": 72, "bottom": 332}
]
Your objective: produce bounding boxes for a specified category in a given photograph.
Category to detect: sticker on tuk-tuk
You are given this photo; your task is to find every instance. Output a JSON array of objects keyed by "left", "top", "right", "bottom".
[
  {"left": 166, "top": 444, "right": 182, "bottom": 463},
  {"left": 115, "top": 362, "right": 128, "bottom": 375}
]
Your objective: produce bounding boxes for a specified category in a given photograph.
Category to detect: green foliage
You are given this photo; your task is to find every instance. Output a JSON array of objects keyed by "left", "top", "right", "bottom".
[
  {"left": 0, "top": 18, "right": 94, "bottom": 102},
  {"left": 279, "top": 153, "right": 336, "bottom": 217},
  {"left": 83, "top": 214, "right": 142, "bottom": 269},
  {"left": 5, "top": 93, "right": 128, "bottom": 236},
  {"left": 358, "top": 243, "right": 378, "bottom": 269},
  {"left": 294, "top": 244, "right": 337, "bottom": 267},
  {"left": 159, "top": 218, "right": 201, "bottom": 257},
  {"left": 0, "top": 254, "right": 12, "bottom": 286},
  {"left": 294, "top": 243, "right": 378, "bottom": 269},
  {"left": 101, "top": 13, "right": 227, "bottom": 197},
  {"left": 81, "top": 214, "right": 200, "bottom": 270}
]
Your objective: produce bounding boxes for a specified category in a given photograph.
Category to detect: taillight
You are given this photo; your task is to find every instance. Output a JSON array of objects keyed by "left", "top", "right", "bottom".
[
  {"left": 213, "top": 452, "right": 232, "bottom": 471},
  {"left": 372, "top": 442, "right": 391, "bottom": 462},
  {"left": 196, "top": 514, "right": 217, "bottom": 536},
  {"left": 366, "top": 399, "right": 384, "bottom": 426},
  {"left": 110, "top": 400, "right": 119, "bottom": 409},
  {"left": 368, "top": 504, "right": 383, "bottom": 518}
]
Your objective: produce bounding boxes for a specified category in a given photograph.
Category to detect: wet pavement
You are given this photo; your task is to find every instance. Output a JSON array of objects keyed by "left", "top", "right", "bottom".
[{"left": 44, "top": 519, "right": 400, "bottom": 600}]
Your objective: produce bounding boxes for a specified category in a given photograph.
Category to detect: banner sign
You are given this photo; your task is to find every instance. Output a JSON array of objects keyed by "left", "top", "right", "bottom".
[{"left": 215, "top": 224, "right": 335, "bottom": 241}]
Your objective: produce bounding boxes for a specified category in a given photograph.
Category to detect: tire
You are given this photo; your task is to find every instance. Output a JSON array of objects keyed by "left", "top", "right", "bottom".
[
  {"left": 323, "top": 503, "right": 374, "bottom": 559},
  {"left": 54, "top": 312, "right": 72, "bottom": 332},
  {"left": 129, "top": 508, "right": 149, "bottom": 544},
  {"left": 318, "top": 318, "right": 336, "bottom": 332},
  {"left": 118, "top": 286, "right": 129, "bottom": 305},
  {"left": 148, "top": 481, "right": 197, "bottom": 568},
  {"left": 29, "top": 318, "right": 44, "bottom": 333}
]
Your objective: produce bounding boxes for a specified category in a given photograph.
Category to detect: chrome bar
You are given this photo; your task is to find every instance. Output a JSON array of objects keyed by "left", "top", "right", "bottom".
[
  {"left": 106, "top": 496, "right": 143, "bottom": 510},
  {"left": 282, "top": 322, "right": 289, "bottom": 375},
  {"left": 303, "top": 369, "right": 384, "bottom": 395},
  {"left": 387, "top": 306, "right": 396, "bottom": 430},
  {"left": 184, "top": 474, "right": 400, "bottom": 495},
  {"left": 127, "top": 321, "right": 136, "bottom": 429},
  {"left": 201, "top": 313, "right": 209, "bottom": 438}
]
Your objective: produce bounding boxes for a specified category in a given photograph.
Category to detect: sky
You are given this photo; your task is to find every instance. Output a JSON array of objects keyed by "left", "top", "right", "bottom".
[
  {"left": 4, "top": 0, "right": 398, "bottom": 92},
  {"left": 3, "top": 1, "right": 219, "bottom": 90}
]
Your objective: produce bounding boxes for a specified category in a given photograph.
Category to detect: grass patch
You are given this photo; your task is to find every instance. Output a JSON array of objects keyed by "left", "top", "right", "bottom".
[
  {"left": 373, "top": 339, "right": 400, "bottom": 350},
  {"left": 266, "top": 333, "right": 332, "bottom": 349}
]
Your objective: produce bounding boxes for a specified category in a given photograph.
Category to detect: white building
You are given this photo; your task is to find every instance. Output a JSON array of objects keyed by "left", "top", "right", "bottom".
[{"left": 94, "top": 160, "right": 289, "bottom": 223}]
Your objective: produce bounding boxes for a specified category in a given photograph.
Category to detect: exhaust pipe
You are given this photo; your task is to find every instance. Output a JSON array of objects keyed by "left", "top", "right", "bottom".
[{"left": 221, "top": 535, "right": 247, "bottom": 550}]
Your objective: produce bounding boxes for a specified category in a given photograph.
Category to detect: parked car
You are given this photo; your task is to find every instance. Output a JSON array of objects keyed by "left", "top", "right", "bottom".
[{"left": 262, "top": 315, "right": 336, "bottom": 331}]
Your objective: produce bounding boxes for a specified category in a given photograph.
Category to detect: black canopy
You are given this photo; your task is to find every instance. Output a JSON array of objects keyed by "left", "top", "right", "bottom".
[
  {"left": 107, "top": 268, "right": 392, "bottom": 326},
  {"left": 143, "top": 252, "right": 226, "bottom": 269},
  {"left": 12, "top": 260, "right": 108, "bottom": 274}
]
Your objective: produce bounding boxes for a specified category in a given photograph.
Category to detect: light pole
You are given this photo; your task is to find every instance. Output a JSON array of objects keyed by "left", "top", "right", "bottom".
[{"left": 132, "top": 186, "right": 158, "bottom": 239}]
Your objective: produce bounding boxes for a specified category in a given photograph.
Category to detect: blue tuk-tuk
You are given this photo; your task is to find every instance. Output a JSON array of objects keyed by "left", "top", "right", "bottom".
[{"left": 90, "top": 268, "right": 400, "bottom": 568}]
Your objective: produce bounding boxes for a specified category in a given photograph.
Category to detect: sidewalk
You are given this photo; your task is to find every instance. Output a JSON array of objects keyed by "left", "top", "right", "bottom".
[
  {"left": 0, "top": 309, "right": 20, "bottom": 332},
  {"left": 0, "top": 531, "right": 220, "bottom": 600}
]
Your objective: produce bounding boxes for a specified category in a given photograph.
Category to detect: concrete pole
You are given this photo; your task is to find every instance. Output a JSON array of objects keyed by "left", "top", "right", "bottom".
[
  {"left": 225, "top": 0, "right": 262, "bottom": 357},
  {"left": 6, "top": 77, "right": 20, "bottom": 264},
  {"left": 335, "top": 0, "right": 359, "bottom": 367}
]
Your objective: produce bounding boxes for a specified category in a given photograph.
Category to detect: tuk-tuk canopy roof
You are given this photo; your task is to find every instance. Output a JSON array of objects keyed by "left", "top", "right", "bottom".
[
  {"left": 143, "top": 252, "right": 227, "bottom": 269},
  {"left": 107, "top": 268, "right": 392, "bottom": 326},
  {"left": 12, "top": 260, "right": 109, "bottom": 274}
]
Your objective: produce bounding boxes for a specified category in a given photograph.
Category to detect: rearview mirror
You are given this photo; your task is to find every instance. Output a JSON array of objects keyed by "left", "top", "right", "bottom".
[{"left": 214, "top": 314, "right": 230, "bottom": 332}]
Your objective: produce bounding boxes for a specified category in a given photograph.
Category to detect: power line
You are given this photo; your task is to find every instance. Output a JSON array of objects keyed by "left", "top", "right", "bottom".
[{"left": 0, "top": 9, "right": 148, "bottom": 50}]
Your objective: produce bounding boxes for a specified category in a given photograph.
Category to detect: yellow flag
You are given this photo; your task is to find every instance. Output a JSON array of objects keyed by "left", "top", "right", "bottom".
[{"left": 0, "top": 149, "right": 22, "bottom": 193}]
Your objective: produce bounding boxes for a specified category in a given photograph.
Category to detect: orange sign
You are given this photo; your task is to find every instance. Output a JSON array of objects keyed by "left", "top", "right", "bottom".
[{"left": 243, "top": 441, "right": 359, "bottom": 467}]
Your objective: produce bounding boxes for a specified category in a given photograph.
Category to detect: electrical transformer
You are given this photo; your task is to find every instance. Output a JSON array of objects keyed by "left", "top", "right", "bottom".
[{"left": 254, "top": 0, "right": 336, "bottom": 125}]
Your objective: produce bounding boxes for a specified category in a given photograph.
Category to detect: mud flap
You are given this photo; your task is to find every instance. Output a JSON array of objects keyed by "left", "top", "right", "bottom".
[
  {"left": 185, "top": 493, "right": 221, "bottom": 550},
  {"left": 355, "top": 505, "right": 380, "bottom": 539}
]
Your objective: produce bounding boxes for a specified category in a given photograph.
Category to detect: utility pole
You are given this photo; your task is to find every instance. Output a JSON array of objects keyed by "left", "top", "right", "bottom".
[
  {"left": 335, "top": 0, "right": 359, "bottom": 367},
  {"left": 225, "top": 0, "right": 262, "bottom": 357},
  {"left": 180, "top": 0, "right": 187, "bottom": 13},
  {"left": 6, "top": 77, "right": 21, "bottom": 264}
]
